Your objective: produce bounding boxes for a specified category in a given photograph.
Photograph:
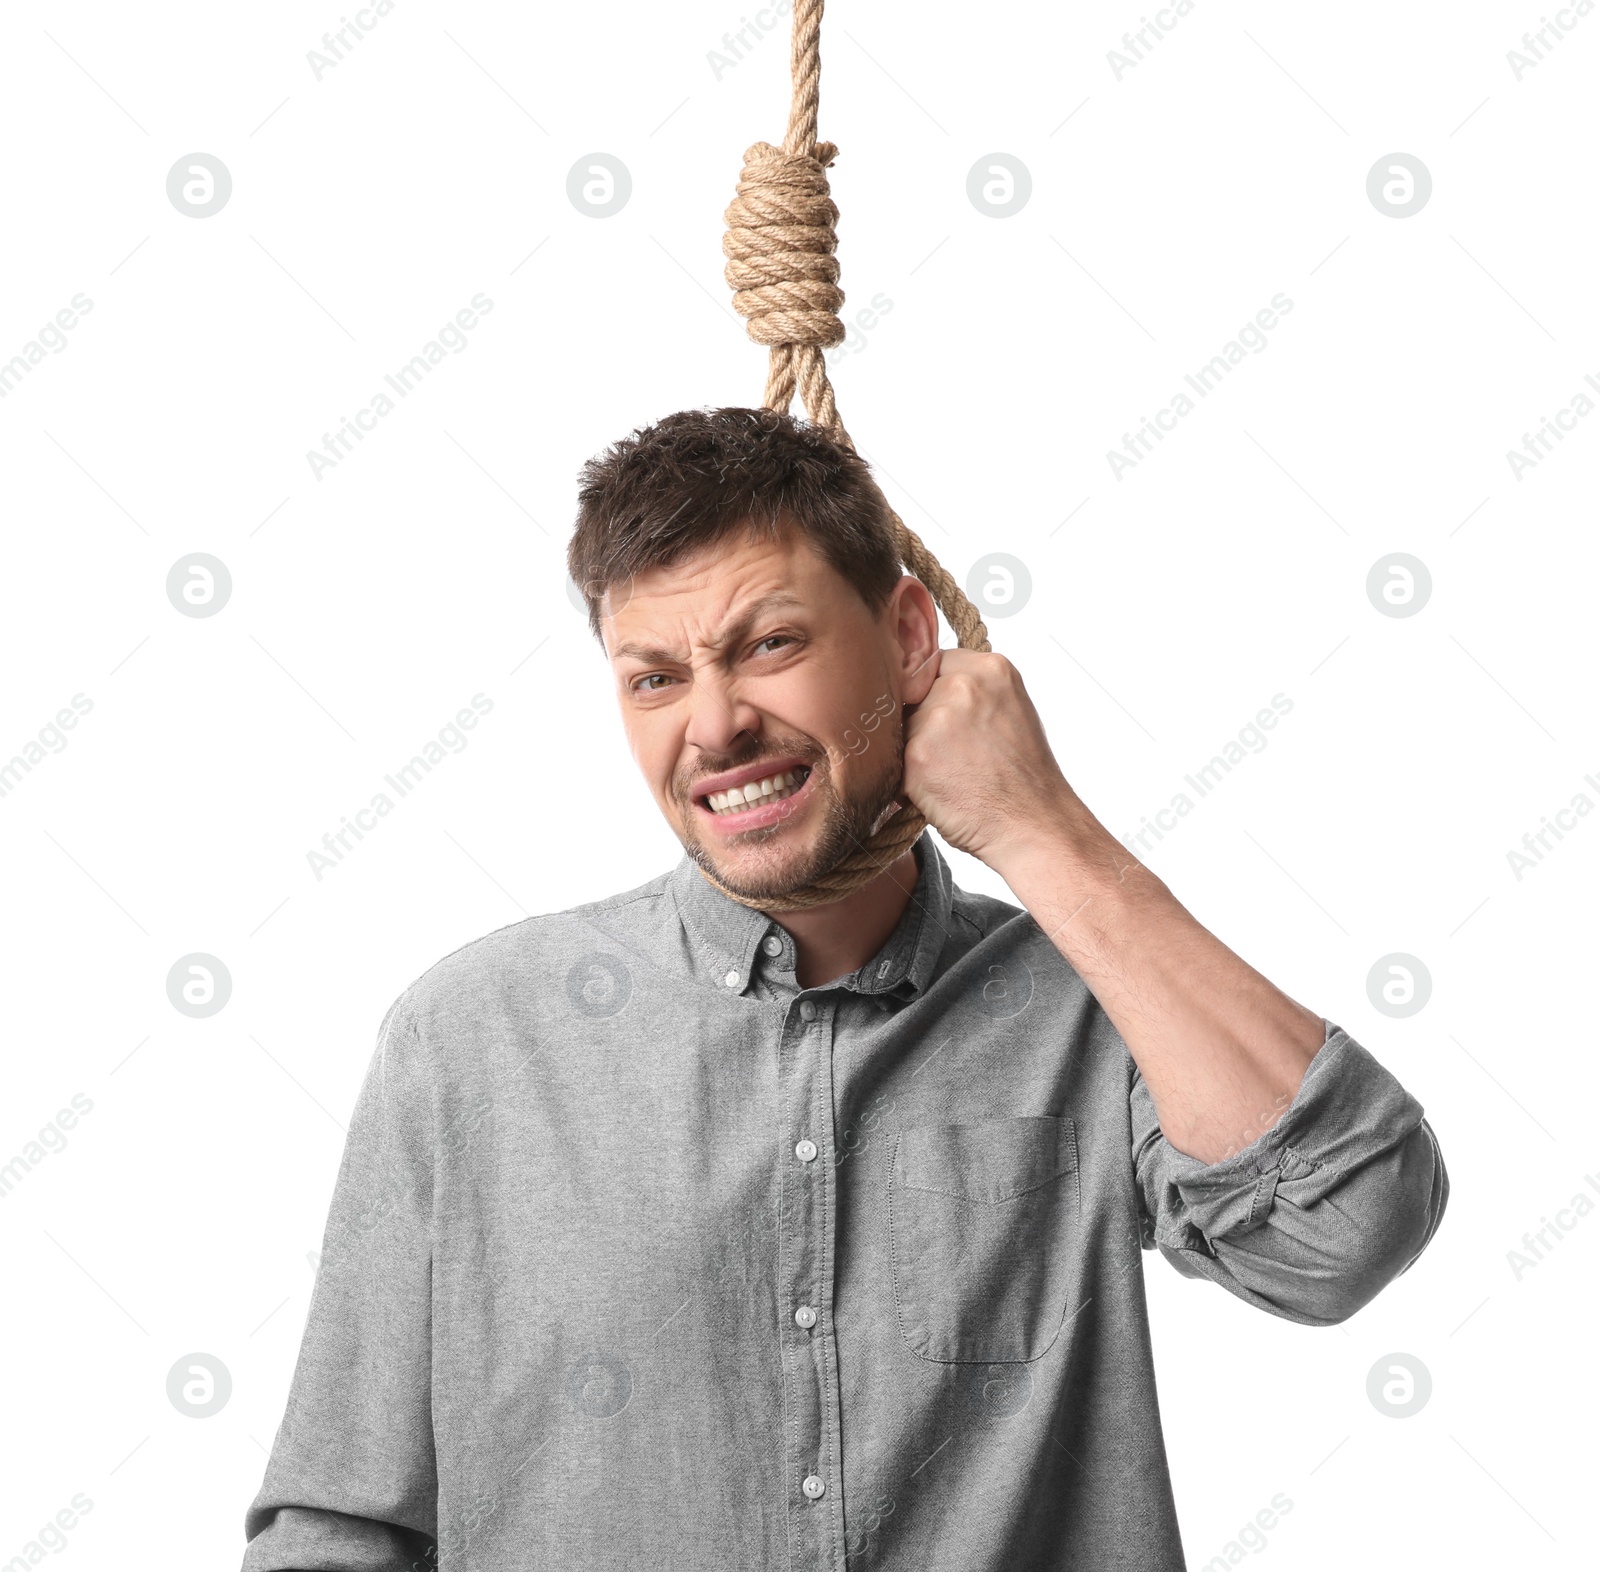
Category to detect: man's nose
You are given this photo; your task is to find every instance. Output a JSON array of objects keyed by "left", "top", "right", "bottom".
[{"left": 683, "top": 669, "right": 762, "bottom": 758}]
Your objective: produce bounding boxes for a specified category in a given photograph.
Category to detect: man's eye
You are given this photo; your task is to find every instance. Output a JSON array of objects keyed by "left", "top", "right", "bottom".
[
  {"left": 633, "top": 674, "right": 673, "bottom": 693},
  {"left": 754, "top": 635, "right": 793, "bottom": 656}
]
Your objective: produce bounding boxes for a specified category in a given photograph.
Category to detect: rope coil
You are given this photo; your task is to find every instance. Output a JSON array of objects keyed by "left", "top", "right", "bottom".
[
  {"left": 723, "top": 139, "right": 850, "bottom": 439},
  {"left": 699, "top": 0, "right": 991, "bottom": 914},
  {"left": 723, "top": 141, "right": 843, "bottom": 349}
]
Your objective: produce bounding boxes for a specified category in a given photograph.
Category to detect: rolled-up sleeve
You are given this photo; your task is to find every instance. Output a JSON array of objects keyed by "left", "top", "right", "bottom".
[
  {"left": 1131, "top": 1019, "right": 1449, "bottom": 1326},
  {"left": 242, "top": 994, "right": 439, "bottom": 1571}
]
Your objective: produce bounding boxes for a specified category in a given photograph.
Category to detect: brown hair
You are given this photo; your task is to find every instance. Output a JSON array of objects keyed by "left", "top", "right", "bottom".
[{"left": 568, "top": 406, "right": 904, "bottom": 646}]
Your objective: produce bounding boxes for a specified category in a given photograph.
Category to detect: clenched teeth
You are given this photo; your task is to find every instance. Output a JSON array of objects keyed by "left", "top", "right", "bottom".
[{"left": 706, "top": 767, "right": 810, "bottom": 815}]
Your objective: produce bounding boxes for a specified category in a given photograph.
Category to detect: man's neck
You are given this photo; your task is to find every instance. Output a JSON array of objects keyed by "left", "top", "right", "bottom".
[{"left": 769, "top": 845, "right": 921, "bottom": 990}]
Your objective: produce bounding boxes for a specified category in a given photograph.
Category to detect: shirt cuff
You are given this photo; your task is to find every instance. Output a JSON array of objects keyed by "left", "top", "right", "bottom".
[{"left": 1156, "top": 1021, "right": 1426, "bottom": 1241}]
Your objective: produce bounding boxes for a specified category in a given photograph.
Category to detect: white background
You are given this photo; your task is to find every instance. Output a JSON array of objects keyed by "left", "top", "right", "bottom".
[{"left": 1, "top": 0, "right": 1595, "bottom": 1566}]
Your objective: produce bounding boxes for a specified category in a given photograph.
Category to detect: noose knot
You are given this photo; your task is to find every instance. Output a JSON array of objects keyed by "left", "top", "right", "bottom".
[{"left": 723, "top": 140, "right": 845, "bottom": 351}]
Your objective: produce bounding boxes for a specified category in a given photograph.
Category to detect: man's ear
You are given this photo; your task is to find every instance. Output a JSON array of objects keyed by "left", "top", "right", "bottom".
[{"left": 889, "top": 576, "right": 941, "bottom": 705}]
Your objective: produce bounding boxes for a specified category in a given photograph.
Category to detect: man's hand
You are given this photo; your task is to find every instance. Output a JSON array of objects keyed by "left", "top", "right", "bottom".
[{"left": 900, "top": 648, "right": 1084, "bottom": 869}]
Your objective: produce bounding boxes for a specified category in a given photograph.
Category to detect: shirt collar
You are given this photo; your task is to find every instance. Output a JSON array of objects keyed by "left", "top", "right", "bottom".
[{"left": 666, "top": 830, "right": 955, "bottom": 1001}]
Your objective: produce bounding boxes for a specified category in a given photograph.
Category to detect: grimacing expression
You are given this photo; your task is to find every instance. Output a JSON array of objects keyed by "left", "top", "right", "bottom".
[{"left": 601, "top": 520, "right": 934, "bottom": 904}]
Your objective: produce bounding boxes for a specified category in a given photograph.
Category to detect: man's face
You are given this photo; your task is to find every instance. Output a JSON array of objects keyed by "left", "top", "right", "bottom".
[{"left": 602, "top": 519, "right": 936, "bottom": 905}]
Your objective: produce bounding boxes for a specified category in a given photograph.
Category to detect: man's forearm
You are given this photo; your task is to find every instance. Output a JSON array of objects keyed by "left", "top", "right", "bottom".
[{"left": 987, "top": 787, "right": 1325, "bottom": 1165}]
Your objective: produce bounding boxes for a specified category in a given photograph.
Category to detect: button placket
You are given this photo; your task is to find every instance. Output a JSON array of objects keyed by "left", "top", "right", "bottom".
[
  {"left": 777, "top": 992, "right": 845, "bottom": 1565},
  {"left": 808, "top": 994, "right": 847, "bottom": 1562}
]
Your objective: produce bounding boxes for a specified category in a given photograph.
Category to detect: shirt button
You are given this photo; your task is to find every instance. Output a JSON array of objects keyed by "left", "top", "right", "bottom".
[
  {"left": 794, "top": 1305, "right": 817, "bottom": 1329},
  {"left": 795, "top": 1139, "right": 818, "bottom": 1162},
  {"left": 799, "top": 999, "right": 818, "bottom": 1021},
  {"left": 802, "top": 1474, "right": 826, "bottom": 1500},
  {"left": 723, "top": 970, "right": 740, "bottom": 988},
  {"left": 762, "top": 935, "right": 783, "bottom": 957}
]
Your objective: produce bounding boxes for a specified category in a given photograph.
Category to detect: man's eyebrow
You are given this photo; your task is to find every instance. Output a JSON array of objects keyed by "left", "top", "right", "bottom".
[{"left": 610, "top": 591, "right": 808, "bottom": 666}]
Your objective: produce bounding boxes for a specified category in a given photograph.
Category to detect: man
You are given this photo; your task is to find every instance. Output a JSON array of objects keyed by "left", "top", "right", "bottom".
[{"left": 243, "top": 406, "right": 1447, "bottom": 1570}]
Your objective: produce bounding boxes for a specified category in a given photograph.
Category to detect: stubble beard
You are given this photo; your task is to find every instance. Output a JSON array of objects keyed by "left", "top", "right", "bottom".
[{"left": 683, "top": 719, "right": 906, "bottom": 904}]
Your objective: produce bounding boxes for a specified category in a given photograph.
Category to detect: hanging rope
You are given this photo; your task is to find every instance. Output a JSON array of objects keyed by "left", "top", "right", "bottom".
[{"left": 696, "top": 0, "right": 993, "bottom": 914}]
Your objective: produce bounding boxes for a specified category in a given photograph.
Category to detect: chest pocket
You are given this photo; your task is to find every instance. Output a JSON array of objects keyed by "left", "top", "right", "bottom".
[{"left": 887, "top": 1114, "right": 1079, "bottom": 1364}]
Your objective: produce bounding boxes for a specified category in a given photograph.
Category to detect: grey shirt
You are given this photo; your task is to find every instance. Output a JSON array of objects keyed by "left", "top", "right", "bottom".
[{"left": 242, "top": 832, "right": 1447, "bottom": 1571}]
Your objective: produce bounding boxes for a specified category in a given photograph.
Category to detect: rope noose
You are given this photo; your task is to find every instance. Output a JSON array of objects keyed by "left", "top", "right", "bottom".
[{"left": 698, "top": 0, "right": 992, "bottom": 914}]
